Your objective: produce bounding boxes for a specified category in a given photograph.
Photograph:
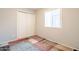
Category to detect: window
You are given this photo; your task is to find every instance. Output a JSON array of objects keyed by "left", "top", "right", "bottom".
[{"left": 45, "top": 9, "right": 62, "bottom": 28}]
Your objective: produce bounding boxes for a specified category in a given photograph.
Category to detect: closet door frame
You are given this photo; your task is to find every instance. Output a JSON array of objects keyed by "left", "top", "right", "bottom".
[{"left": 17, "top": 11, "right": 35, "bottom": 38}]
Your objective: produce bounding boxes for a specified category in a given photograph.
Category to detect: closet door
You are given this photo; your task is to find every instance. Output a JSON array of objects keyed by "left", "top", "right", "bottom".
[{"left": 17, "top": 11, "right": 35, "bottom": 38}]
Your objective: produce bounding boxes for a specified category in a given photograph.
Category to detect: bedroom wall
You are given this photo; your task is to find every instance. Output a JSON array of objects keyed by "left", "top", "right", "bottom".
[
  {"left": 0, "top": 8, "right": 17, "bottom": 44},
  {"left": 36, "top": 8, "right": 79, "bottom": 49},
  {"left": 0, "top": 8, "right": 36, "bottom": 44}
]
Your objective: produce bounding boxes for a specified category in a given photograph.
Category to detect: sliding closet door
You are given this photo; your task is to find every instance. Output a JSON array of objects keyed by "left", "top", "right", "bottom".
[{"left": 17, "top": 11, "right": 35, "bottom": 38}]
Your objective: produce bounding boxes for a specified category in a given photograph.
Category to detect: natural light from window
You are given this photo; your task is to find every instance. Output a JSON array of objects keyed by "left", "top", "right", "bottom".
[{"left": 45, "top": 9, "right": 62, "bottom": 28}]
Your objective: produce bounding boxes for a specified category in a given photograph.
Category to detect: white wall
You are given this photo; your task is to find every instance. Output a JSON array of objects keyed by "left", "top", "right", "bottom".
[
  {"left": 0, "top": 8, "right": 36, "bottom": 44},
  {"left": 36, "top": 8, "right": 79, "bottom": 49},
  {"left": 0, "top": 8, "right": 17, "bottom": 44}
]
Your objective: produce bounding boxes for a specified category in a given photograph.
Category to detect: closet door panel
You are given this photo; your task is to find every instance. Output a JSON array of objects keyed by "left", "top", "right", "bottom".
[{"left": 17, "top": 11, "right": 35, "bottom": 38}]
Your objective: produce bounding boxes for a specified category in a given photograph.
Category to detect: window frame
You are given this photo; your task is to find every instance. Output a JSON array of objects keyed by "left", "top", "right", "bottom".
[{"left": 44, "top": 9, "right": 62, "bottom": 28}]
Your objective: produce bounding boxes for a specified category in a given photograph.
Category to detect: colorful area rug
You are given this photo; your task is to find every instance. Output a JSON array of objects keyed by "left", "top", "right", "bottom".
[{"left": 10, "top": 41, "right": 41, "bottom": 51}]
